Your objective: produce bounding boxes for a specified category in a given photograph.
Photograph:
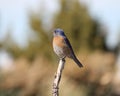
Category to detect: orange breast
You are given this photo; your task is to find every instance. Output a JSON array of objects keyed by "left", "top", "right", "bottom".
[
  {"left": 53, "top": 36, "right": 66, "bottom": 48},
  {"left": 53, "top": 36, "right": 71, "bottom": 57}
]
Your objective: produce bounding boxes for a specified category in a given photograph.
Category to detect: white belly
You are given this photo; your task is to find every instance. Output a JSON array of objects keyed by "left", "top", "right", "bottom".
[{"left": 53, "top": 44, "right": 65, "bottom": 58}]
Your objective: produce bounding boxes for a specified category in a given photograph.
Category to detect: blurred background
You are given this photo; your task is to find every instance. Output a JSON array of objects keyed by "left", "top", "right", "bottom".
[{"left": 0, "top": 0, "right": 120, "bottom": 96}]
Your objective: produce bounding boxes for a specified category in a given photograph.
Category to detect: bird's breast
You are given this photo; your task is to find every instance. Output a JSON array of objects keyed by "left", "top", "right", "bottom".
[
  {"left": 53, "top": 36, "right": 65, "bottom": 48},
  {"left": 53, "top": 36, "right": 71, "bottom": 58}
]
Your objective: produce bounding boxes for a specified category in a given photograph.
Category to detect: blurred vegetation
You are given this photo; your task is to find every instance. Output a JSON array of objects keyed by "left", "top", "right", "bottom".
[
  {"left": 53, "top": 0, "right": 107, "bottom": 51},
  {"left": 0, "top": 0, "right": 107, "bottom": 60},
  {"left": 0, "top": 30, "right": 23, "bottom": 59},
  {"left": 0, "top": 0, "right": 119, "bottom": 96},
  {"left": 21, "top": 14, "right": 54, "bottom": 61}
]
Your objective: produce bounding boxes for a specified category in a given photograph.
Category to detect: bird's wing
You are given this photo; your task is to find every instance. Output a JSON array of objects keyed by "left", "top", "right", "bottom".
[
  {"left": 63, "top": 36, "right": 83, "bottom": 67},
  {"left": 63, "top": 37, "right": 75, "bottom": 54}
]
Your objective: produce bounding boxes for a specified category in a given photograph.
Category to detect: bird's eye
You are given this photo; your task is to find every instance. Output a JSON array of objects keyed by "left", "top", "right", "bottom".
[{"left": 55, "top": 30, "right": 58, "bottom": 34}]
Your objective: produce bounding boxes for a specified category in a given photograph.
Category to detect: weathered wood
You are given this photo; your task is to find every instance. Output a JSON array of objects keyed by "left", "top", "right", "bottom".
[{"left": 52, "top": 59, "right": 65, "bottom": 96}]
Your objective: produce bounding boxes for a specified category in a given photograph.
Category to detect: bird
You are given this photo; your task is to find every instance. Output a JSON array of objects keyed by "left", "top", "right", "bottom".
[{"left": 53, "top": 28, "right": 83, "bottom": 68}]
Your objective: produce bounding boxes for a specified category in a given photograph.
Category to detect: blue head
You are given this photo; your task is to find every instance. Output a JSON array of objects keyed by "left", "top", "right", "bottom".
[{"left": 53, "top": 28, "right": 65, "bottom": 37}]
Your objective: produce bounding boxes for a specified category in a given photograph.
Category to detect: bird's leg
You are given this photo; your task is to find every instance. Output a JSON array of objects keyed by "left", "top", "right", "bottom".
[{"left": 60, "top": 57, "right": 65, "bottom": 69}]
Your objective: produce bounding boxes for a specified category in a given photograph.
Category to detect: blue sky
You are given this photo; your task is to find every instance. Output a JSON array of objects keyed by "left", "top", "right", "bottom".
[
  {"left": 0, "top": 0, "right": 119, "bottom": 49},
  {"left": 80, "top": 0, "right": 120, "bottom": 49}
]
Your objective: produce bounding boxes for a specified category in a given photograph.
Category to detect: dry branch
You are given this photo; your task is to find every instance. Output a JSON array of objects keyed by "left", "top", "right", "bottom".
[{"left": 52, "top": 59, "right": 65, "bottom": 96}]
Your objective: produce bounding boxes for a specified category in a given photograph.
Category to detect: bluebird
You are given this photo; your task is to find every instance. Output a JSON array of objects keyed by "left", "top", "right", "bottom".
[{"left": 53, "top": 28, "right": 83, "bottom": 68}]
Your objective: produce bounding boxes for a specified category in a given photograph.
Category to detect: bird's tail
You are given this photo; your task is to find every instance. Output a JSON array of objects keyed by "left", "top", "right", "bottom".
[{"left": 72, "top": 55, "right": 83, "bottom": 68}]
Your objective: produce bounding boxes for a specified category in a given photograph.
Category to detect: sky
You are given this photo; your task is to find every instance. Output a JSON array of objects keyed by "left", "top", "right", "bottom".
[
  {"left": 80, "top": 0, "right": 120, "bottom": 49},
  {"left": 0, "top": 0, "right": 120, "bottom": 49}
]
